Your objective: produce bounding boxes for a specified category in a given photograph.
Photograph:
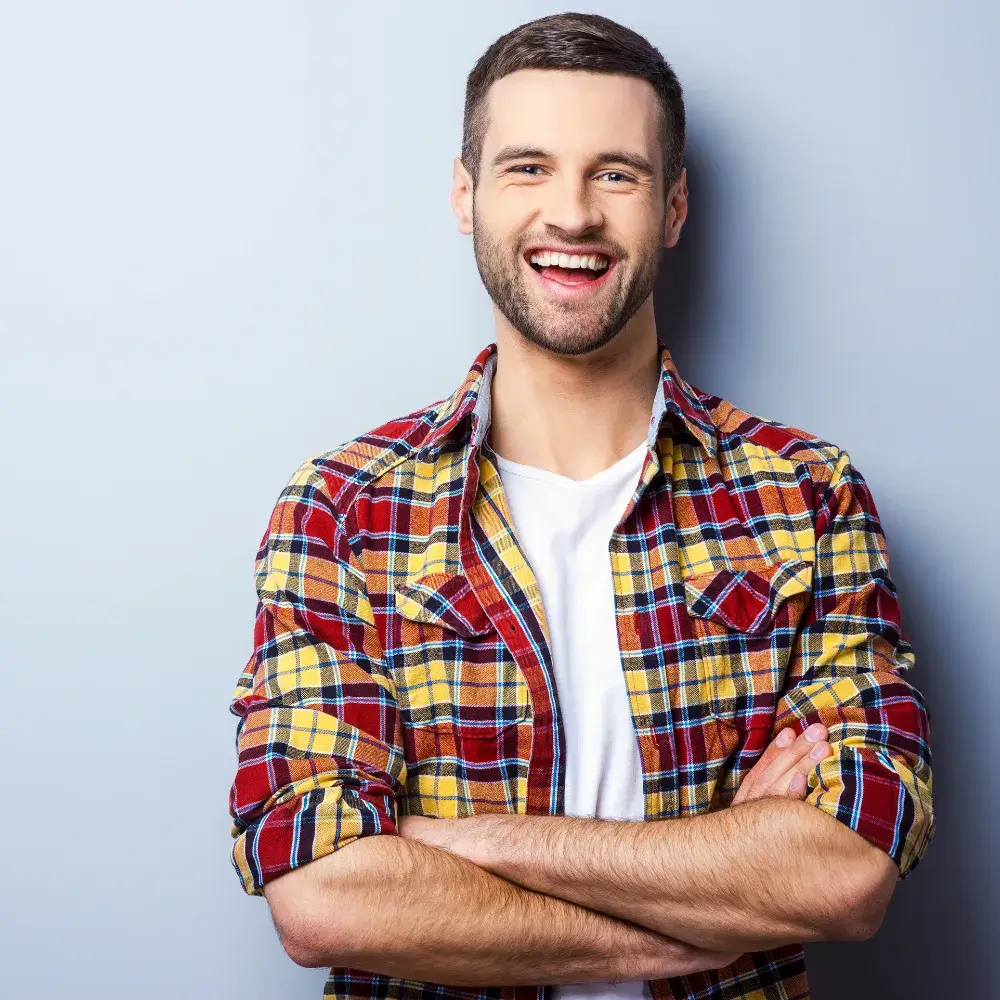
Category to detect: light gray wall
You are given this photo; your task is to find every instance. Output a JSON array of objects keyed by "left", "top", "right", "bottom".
[{"left": 1, "top": 2, "right": 994, "bottom": 997}]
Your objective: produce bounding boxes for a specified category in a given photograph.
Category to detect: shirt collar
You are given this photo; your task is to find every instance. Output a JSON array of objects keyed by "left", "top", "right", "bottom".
[{"left": 419, "top": 340, "right": 717, "bottom": 459}]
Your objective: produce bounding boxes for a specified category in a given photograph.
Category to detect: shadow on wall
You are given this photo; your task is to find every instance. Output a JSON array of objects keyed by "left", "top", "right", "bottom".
[
  {"left": 652, "top": 138, "right": 719, "bottom": 374},
  {"left": 805, "top": 530, "right": 985, "bottom": 998},
  {"left": 652, "top": 141, "right": 985, "bottom": 999}
]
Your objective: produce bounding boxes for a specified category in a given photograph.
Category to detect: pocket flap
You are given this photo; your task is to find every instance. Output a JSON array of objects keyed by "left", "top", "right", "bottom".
[
  {"left": 684, "top": 559, "right": 813, "bottom": 634},
  {"left": 394, "top": 572, "right": 493, "bottom": 637}
]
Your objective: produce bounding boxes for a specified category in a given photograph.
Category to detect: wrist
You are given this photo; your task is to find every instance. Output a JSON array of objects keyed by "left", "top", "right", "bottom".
[
  {"left": 614, "top": 924, "right": 683, "bottom": 981},
  {"left": 455, "top": 814, "right": 503, "bottom": 870}
]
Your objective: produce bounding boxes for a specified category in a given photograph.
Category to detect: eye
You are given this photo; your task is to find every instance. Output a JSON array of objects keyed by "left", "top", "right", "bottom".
[
  {"left": 510, "top": 164, "right": 545, "bottom": 176},
  {"left": 599, "top": 170, "right": 635, "bottom": 183}
]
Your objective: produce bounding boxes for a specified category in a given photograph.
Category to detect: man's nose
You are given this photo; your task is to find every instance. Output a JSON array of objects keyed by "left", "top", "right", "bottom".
[{"left": 539, "top": 176, "right": 603, "bottom": 235}]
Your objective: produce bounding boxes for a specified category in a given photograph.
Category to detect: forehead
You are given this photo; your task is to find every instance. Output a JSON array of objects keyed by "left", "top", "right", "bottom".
[{"left": 482, "top": 68, "right": 661, "bottom": 164}]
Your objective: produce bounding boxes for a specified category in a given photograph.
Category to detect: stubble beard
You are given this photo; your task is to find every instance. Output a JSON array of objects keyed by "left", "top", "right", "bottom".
[{"left": 471, "top": 207, "right": 664, "bottom": 357}]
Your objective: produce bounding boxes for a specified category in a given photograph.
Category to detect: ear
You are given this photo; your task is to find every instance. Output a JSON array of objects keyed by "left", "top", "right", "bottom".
[
  {"left": 452, "top": 156, "right": 474, "bottom": 235},
  {"left": 663, "top": 166, "right": 689, "bottom": 249}
]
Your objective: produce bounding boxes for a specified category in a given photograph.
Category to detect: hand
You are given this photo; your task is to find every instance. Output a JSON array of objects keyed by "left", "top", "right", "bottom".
[
  {"left": 634, "top": 936, "right": 743, "bottom": 979},
  {"left": 397, "top": 814, "right": 446, "bottom": 844},
  {"left": 397, "top": 814, "right": 483, "bottom": 860},
  {"left": 732, "top": 722, "right": 832, "bottom": 806}
]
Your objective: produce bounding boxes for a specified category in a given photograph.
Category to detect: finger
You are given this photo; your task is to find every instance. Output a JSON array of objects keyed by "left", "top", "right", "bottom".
[
  {"left": 756, "top": 726, "right": 796, "bottom": 764},
  {"left": 736, "top": 723, "right": 831, "bottom": 805},
  {"left": 773, "top": 741, "right": 831, "bottom": 797},
  {"left": 763, "top": 768, "right": 807, "bottom": 801},
  {"left": 795, "top": 739, "right": 832, "bottom": 774},
  {"left": 754, "top": 722, "right": 828, "bottom": 782},
  {"left": 756, "top": 722, "right": 827, "bottom": 770}
]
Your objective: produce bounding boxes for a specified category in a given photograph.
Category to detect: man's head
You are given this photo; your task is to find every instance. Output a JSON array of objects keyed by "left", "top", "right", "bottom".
[{"left": 451, "top": 13, "right": 688, "bottom": 357}]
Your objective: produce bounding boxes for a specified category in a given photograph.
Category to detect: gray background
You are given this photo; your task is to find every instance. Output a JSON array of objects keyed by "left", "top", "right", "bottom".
[{"left": 1, "top": 1, "right": 995, "bottom": 997}]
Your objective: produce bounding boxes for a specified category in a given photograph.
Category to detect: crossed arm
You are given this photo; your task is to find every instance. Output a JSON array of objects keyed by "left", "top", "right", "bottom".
[
  {"left": 263, "top": 817, "right": 743, "bottom": 984},
  {"left": 235, "top": 455, "right": 932, "bottom": 985},
  {"left": 262, "top": 720, "right": 896, "bottom": 981},
  {"left": 394, "top": 726, "right": 899, "bottom": 956},
  {"left": 396, "top": 789, "right": 897, "bottom": 954}
]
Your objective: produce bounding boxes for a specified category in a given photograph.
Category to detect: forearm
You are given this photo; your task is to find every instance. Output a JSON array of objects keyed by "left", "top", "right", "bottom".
[
  {"left": 265, "top": 830, "right": 723, "bottom": 985},
  {"left": 434, "top": 798, "right": 895, "bottom": 952}
]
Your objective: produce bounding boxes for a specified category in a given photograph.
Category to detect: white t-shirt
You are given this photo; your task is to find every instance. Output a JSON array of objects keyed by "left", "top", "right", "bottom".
[{"left": 495, "top": 441, "right": 653, "bottom": 1000}]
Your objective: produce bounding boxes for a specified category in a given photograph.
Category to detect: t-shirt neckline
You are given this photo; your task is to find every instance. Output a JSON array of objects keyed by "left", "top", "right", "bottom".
[{"left": 493, "top": 440, "right": 648, "bottom": 489}]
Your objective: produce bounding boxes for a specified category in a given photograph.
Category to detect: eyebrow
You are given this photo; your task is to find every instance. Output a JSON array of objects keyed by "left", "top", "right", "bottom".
[
  {"left": 489, "top": 145, "right": 656, "bottom": 177},
  {"left": 490, "top": 145, "right": 552, "bottom": 168},
  {"left": 596, "top": 150, "right": 656, "bottom": 177}
]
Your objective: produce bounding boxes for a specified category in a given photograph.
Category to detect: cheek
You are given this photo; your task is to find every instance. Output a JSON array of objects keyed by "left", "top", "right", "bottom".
[
  {"left": 476, "top": 210, "right": 527, "bottom": 256},
  {"left": 603, "top": 195, "right": 663, "bottom": 249},
  {"left": 493, "top": 186, "right": 551, "bottom": 233}
]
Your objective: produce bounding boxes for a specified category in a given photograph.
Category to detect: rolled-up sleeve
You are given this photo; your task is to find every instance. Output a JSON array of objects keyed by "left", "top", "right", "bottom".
[
  {"left": 776, "top": 452, "right": 935, "bottom": 879},
  {"left": 228, "top": 459, "right": 406, "bottom": 896}
]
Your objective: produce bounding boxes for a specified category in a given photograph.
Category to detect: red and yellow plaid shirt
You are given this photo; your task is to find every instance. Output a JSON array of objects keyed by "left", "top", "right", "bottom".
[{"left": 229, "top": 341, "right": 934, "bottom": 1000}]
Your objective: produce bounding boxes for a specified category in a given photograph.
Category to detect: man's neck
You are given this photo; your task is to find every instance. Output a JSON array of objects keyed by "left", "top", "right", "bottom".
[{"left": 487, "top": 308, "right": 661, "bottom": 481}]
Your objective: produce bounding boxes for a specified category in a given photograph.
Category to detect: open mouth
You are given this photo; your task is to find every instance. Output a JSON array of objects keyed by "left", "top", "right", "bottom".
[{"left": 525, "top": 249, "right": 615, "bottom": 287}]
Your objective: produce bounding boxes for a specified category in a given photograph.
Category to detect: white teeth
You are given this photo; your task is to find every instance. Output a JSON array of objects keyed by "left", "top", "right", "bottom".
[{"left": 528, "top": 251, "right": 611, "bottom": 270}]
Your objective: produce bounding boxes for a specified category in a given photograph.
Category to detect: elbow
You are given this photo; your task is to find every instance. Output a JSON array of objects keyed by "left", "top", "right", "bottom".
[
  {"left": 270, "top": 900, "right": 336, "bottom": 969},
  {"left": 279, "top": 931, "right": 326, "bottom": 970},
  {"left": 275, "top": 916, "right": 338, "bottom": 969},
  {"left": 263, "top": 864, "right": 356, "bottom": 969},
  {"left": 263, "top": 834, "right": 399, "bottom": 968},
  {"left": 272, "top": 898, "right": 356, "bottom": 969},
  {"left": 831, "top": 848, "right": 899, "bottom": 942},
  {"left": 839, "top": 906, "right": 887, "bottom": 943}
]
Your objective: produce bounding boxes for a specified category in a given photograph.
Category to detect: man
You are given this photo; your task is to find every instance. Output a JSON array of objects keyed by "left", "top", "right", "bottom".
[{"left": 228, "top": 12, "right": 934, "bottom": 1000}]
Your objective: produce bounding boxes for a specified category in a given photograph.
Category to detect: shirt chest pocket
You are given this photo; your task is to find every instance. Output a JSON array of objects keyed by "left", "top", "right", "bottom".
[
  {"left": 392, "top": 571, "right": 530, "bottom": 730},
  {"left": 392, "top": 572, "right": 531, "bottom": 816},
  {"left": 683, "top": 558, "right": 814, "bottom": 730}
]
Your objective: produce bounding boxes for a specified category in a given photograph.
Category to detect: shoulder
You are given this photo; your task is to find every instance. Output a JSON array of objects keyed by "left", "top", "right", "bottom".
[
  {"left": 273, "top": 396, "right": 447, "bottom": 528},
  {"left": 695, "top": 389, "right": 853, "bottom": 494}
]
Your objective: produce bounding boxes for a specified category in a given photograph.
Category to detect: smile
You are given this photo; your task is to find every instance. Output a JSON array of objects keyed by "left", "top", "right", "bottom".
[{"left": 523, "top": 246, "right": 617, "bottom": 299}]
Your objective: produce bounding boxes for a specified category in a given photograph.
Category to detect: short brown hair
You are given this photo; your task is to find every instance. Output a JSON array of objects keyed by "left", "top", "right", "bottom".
[{"left": 462, "top": 12, "right": 685, "bottom": 189}]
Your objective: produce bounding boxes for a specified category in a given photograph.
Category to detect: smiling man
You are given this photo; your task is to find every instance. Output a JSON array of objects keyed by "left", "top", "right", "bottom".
[{"left": 228, "top": 13, "right": 935, "bottom": 1000}]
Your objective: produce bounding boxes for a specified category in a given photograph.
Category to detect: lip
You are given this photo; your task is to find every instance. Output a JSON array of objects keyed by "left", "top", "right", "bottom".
[
  {"left": 522, "top": 251, "right": 617, "bottom": 301},
  {"left": 523, "top": 244, "right": 618, "bottom": 260}
]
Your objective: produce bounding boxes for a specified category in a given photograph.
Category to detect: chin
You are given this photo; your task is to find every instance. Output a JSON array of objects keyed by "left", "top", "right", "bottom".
[{"left": 517, "top": 318, "right": 623, "bottom": 357}]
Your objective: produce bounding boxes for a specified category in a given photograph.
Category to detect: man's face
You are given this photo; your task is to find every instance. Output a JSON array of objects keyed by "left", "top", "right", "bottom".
[{"left": 456, "top": 69, "right": 678, "bottom": 357}]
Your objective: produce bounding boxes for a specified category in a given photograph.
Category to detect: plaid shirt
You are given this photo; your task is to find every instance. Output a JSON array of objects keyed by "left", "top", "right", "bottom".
[{"left": 229, "top": 341, "right": 935, "bottom": 1000}]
